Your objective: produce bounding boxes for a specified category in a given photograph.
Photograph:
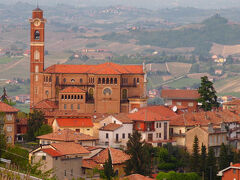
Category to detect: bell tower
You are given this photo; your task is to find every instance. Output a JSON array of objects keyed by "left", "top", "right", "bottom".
[{"left": 29, "top": 7, "right": 46, "bottom": 108}]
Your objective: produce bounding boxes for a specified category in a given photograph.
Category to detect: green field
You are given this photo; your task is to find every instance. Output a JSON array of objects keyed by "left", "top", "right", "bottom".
[
  {"left": 0, "top": 57, "right": 14, "bottom": 64},
  {"left": 167, "top": 77, "right": 200, "bottom": 89},
  {"left": 15, "top": 103, "right": 30, "bottom": 113}
]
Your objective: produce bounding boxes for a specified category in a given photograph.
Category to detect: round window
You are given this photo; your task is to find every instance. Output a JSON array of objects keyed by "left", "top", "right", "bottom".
[{"left": 103, "top": 88, "right": 112, "bottom": 95}]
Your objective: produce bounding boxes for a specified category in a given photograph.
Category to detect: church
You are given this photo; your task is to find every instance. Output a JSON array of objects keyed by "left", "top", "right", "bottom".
[{"left": 30, "top": 8, "right": 147, "bottom": 114}]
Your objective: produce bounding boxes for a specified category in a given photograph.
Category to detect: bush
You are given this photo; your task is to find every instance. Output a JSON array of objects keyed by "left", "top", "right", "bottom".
[{"left": 156, "top": 171, "right": 200, "bottom": 180}]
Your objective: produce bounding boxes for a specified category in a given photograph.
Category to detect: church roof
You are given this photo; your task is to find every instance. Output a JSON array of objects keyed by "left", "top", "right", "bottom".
[{"left": 44, "top": 62, "right": 143, "bottom": 75}]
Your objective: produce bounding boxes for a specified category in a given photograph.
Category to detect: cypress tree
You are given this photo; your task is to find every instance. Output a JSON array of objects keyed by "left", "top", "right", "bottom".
[
  {"left": 103, "top": 149, "right": 114, "bottom": 180},
  {"left": 198, "top": 76, "right": 219, "bottom": 111},
  {"left": 124, "top": 131, "right": 153, "bottom": 176},
  {"left": 200, "top": 144, "right": 207, "bottom": 178},
  {"left": 206, "top": 147, "right": 217, "bottom": 180},
  {"left": 219, "top": 143, "right": 229, "bottom": 170},
  {"left": 191, "top": 136, "right": 200, "bottom": 173}
]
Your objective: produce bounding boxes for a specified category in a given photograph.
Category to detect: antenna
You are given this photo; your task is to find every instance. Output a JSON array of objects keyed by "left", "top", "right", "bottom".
[{"left": 36, "top": 0, "right": 39, "bottom": 8}]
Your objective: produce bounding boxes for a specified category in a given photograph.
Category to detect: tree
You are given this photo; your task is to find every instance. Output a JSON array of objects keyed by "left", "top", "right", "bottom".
[
  {"left": 26, "top": 110, "right": 45, "bottom": 141},
  {"left": 156, "top": 171, "right": 200, "bottom": 180},
  {"left": 200, "top": 144, "right": 207, "bottom": 179},
  {"left": 156, "top": 147, "right": 178, "bottom": 171},
  {"left": 191, "top": 136, "right": 200, "bottom": 173},
  {"left": 219, "top": 143, "right": 229, "bottom": 170},
  {"left": 124, "top": 131, "right": 153, "bottom": 176},
  {"left": 206, "top": 147, "right": 217, "bottom": 180},
  {"left": 34, "top": 124, "right": 53, "bottom": 138},
  {"left": 103, "top": 150, "right": 115, "bottom": 180},
  {"left": 198, "top": 76, "right": 219, "bottom": 111}
]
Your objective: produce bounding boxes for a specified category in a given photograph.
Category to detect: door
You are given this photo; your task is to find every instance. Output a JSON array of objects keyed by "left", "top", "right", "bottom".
[
  {"left": 148, "top": 133, "right": 153, "bottom": 142},
  {"left": 116, "top": 134, "right": 119, "bottom": 142}
]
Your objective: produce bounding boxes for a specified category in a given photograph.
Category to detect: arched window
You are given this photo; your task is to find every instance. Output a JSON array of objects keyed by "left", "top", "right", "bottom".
[
  {"left": 89, "top": 88, "right": 94, "bottom": 100},
  {"left": 35, "top": 75, "right": 38, "bottom": 82},
  {"left": 34, "top": 50, "right": 40, "bottom": 60},
  {"left": 81, "top": 95, "right": 83, "bottom": 99},
  {"left": 61, "top": 95, "right": 64, "bottom": 99},
  {"left": 35, "top": 65, "right": 39, "bottom": 73},
  {"left": 110, "top": 78, "right": 113, "bottom": 84},
  {"left": 74, "top": 95, "right": 76, "bottom": 99},
  {"left": 46, "top": 76, "right": 48, "bottom": 82},
  {"left": 106, "top": 78, "right": 109, "bottom": 84},
  {"left": 114, "top": 78, "right": 117, "bottom": 84},
  {"left": 68, "top": 95, "right": 70, "bottom": 99},
  {"left": 77, "top": 95, "right": 80, "bottom": 99},
  {"left": 65, "top": 95, "right": 67, "bottom": 99},
  {"left": 34, "top": 30, "right": 40, "bottom": 40},
  {"left": 98, "top": 78, "right": 101, "bottom": 84},
  {"left": 122, "top": 89, "right": 128, "bottom": 100},
  {"left": 102, "top": 78, "right": 105, "bottom": 84},
  {"left": 71, "top": 79, "right": 75, "bottom": 83},
  {"left": 71, "top": 95, "right": 74, "bottom": 99}
]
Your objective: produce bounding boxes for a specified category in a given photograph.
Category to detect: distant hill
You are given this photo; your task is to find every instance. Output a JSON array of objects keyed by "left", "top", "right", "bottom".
[{"left": 102, "top": 14, "right": 240, "bottom": 55}]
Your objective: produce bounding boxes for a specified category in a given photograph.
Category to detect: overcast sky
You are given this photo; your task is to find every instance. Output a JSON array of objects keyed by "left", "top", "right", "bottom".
[{"left": 2, "top": 0, "right": 240, "bottom": 9}]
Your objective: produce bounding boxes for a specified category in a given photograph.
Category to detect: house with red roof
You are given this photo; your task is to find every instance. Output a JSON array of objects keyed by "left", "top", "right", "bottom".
[
  {"left": 52, "top": 117, "right": 94, "bottom": 136},
  {"left": 81, "top": 147, "right": 130, "bottom": 178},
  {"left": 161, "top": 89, "right": 200, "bottom": 112},
  {"left": 98, "top": 113, "right": 133, "bottom": 148},
  {"left": 37, "top": 129, "right": 98, "bottom": 146},
  {"left": 217, "top": 163, "right": 240, "bottom": 180},
  {"left": 30, "top": 142, "right": 90, "bottom": 179},
  {"left": 128, "top": 106, "right": 176, "bottom": 147},
  {"left": 0, "top": 101, "right": 19, "bottom": 145}
]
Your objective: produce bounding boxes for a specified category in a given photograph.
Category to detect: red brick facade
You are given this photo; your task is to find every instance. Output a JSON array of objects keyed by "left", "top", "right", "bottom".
[{"left": 29, "top": 8, "right": 147, "bottom": 114}]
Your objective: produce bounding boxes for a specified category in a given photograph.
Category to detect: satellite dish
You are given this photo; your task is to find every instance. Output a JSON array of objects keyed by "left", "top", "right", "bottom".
[
  {"left": 172, "top": 106, "right": 178, "bottom": 112},
  {"left": 93, "top": 115, "right": 97, "bottom": 119}
]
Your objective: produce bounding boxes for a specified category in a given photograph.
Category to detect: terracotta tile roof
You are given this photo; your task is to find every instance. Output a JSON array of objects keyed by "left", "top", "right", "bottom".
[
  {"left": 42, "top": 148, "right": 63, "bottom": 157},
  {"left": 223, "top": 99, "right": 240, "bottom": 105},
  {"left": 92, "top": 147, "right": 130, "bottom": 165},
  {"left": 85, "top": 146, "right": 103, "bottom": 151},
  {"left": 112, "top": 113, "right": 133, "bottom": 123},
  {"left": 50, "top": 142, "right": 90, "bottom": 155},
  {"left": 60, "top": 87, "right": 86, "bottom": 93},
  {"left": 169, "top": 110, "right": 240, "bottom": 127},
  {"left": 44, "top": 110, "right": 91, "bottom": 117},
  {"left": 128, "top": 109, "right": 167, "bottom": 122},
  {"left": 161, "top": 89, "right": 200, "bottom": 100},
  {"left": 0, "top": 101, "right": 19, "bottom": 113},
  {"left": 33, "top": 100, "right": 58, "bottom": 109},
  {"left": 232, "top": 163, "right": 240, "bottom": 167},
  {"left": 99, "top": 123, "right": 122, "bottom": 131},
  {"left": 121, "top": 174, "right": 154, "bottom": 180},
  {"left": 44, "top": 62, "right": 143, "bottom": 75},
  {"left": 141, "top": 106, "right": 177, "bottom": 118},
  {"left": 56, "top": 118, "right": 93, "bottom": 127},
  {"left": 37, "top": 129, "right": 98, "bottom": 141},
  {"left": 82, "top": 159, "right": 100, "bottom": 169}
]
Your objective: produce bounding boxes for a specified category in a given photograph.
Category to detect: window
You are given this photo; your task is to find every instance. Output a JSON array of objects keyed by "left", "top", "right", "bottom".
[
  {"left": 68, "top": 95, "right": 70, "bottom": 99},
  {"left": 74, "top": 95, "right": 76, "bottom": 99},
  {"left": 98, "top": 78, "right": 101, "bottom": 84},
  {"left": 71, "top": 95, "right": 73, "bottom": 99},
  {"left": 34, "top": 50, "right": 40, "bottom": 60},
  {"left": 122, "top": 133, "right": 125, "bottom": 139},
  {"left": 56, "top": 76, "right": 59, "bottom": 85},
  {"left": 159, "top": 123, "right": 161, "bottom": 128},
  {"left": 156, "top": 123, "right": 158, "bottom": 128},
  {"left": 188, "top": 102, "right": 194, "bottom": 107},
  {"left": 156, "top": 133, "right": 158, "bottom": 138},
  {"left": 34, "top": 30, "right": 40, "bottom": 40},
  {"left": 87, "top": 129, "right": 90, "bottom": 131},
  {"left": 35, "top": 75, "right": 38, "bottom": 82},
  {"left": 233, "top": 169, "right": 236, "bottom": 174},
  {"left": 102, "top": 78, "right": 105, "bottom": 84},
  {"left": 65, "top": 95, "right": 67, "bottom": 99},
  {"left": 34, "top": 87, "right": 38, "bottom": 94},
  {"left": 179, "top": 130, "right": 182, "bottom": 134},
  {"left": 64, "top": 104, "right": 67, "bottom": 109},
  {"left": 49, "top": 77, "right": 52, "bottom": 82},
  {"left": 106, "top": 133, "right": 109, "bottom": 139},
  {"left": 76, "top": 129, "right": 80, "bottom": 132},
  {"left": 106, "top": 78, "right": 109, "bottom": 84},
  {"left": 110, "top": 78, "right": 113, "bottom": 84},
  {"left": 114, "top": 78, "right": 117, "bottom": 84},
  {"left": 122, "top": 89, "right": 127, "bottom": 100},
  {"left": 81, "top": 95, "right": 83, "bottom": 99},
  {"left": 7, "top": 126, "right": 12, "bottom": 132},
  {"left": 45, "top": 90, "right": 49, "bottom": 96},
  {"left": 61, "top": 95, "right": 64, "bottom": 99},
  {"left": 103, "top": 88, "right": 112, "bottom": 95},
  {"left": 137, "top": 78, "right": 139, "bottom": 84},
  {"left": 159, "top": 133, "right": 161, "bottom": 138},
  {"left": 35, "top": 65, "right": 39, "bottom": 73},
  {"left": 133, "top": 78, "right": 136, "bottom": 85},
  {"left": 89, "top": 88, "right": 94, "bottom": 99},
  {"left": 42, "top": 156, "right": 46, "bottom": 160},
  {"left": 176, "top": 102, "right": 182, "bottom": 106},
  {"left": 77, "top": 95, "right": 80, "bottom": 99},
  {"left": 128, "top": 133, "right": 131, "bottom": 138},
  {"left": 6, "top": 114, "right": 12, "bottom": 121}
]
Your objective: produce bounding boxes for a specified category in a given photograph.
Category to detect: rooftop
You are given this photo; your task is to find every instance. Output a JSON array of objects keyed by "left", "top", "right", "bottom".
[
  {"left": 223, "top": 99, "right": 240, "bottom": 106},
  {"left": 161, "top": 89, "right": 200, "bottom": 100},
  {"left": 0, "top": 101, "right": 19, "bottom": 113},
  {"left": 50, "top": 142, "right": 90, "bottom": 155},
  {"left": 37, "top": 129, "right": 98, "bottom": 141},
  {"left": 92, "top": 147, "right": 130, "bottom": 165},
  {"left": 56, "top": 118, "right": 93, "bottom": 127},
  {"left": 44, "top": 62, "right": 143, "bottom": 75},
  {"left": 99, "top": 123, "right": 122, "bottom": 131},
  {"left": 33, "top": 100, "right": 58, "bottom": 109}
]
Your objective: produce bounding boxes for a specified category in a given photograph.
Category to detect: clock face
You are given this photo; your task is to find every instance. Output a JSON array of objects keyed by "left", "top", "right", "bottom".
[{"left": 34, "top": 20, "right": 41, "bottom": 27}]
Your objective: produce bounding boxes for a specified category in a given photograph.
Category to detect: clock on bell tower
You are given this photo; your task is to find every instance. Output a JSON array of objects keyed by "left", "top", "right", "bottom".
[{"left": 29, "top": 7, "right": 46, "bottom": 108}]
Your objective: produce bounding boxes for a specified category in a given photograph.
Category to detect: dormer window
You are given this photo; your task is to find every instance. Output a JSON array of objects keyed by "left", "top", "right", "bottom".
[{"left": 34, "top": 30, "right": 40, "bottom": 40}]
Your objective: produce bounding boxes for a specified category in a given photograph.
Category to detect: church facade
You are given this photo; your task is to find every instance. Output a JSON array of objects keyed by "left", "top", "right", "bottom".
[{"left": 30, "top": 8, "right": 147, "bottom": 114}]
